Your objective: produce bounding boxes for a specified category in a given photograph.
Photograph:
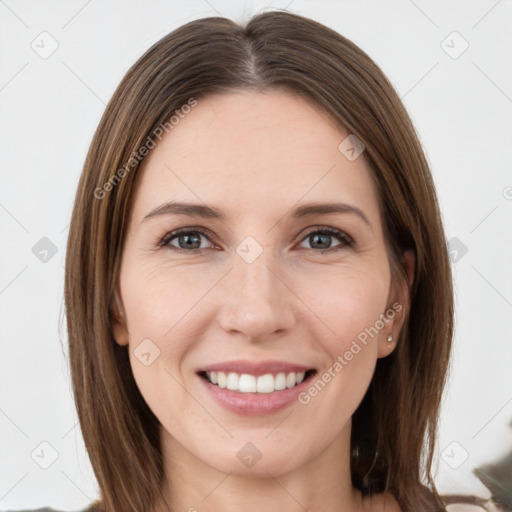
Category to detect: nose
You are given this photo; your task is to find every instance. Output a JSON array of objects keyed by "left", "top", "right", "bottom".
[{"left": 215, "top": 246, "right": 296, "bottom": 343}]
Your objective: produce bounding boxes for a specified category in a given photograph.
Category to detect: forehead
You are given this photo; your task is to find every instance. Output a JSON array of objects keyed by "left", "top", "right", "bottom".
[{"left": 130, "top": 89, "right": 382, "bottom": 229}]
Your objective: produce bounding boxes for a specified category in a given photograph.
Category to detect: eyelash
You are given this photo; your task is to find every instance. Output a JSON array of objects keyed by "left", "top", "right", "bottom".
[{"left": 157, "top": 226, "right": 355, "bottom": 254}]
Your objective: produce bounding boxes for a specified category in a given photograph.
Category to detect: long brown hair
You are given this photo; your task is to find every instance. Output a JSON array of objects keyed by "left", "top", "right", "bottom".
[{"left": 64, "top": 10, "right": 454, "bottom": 511}]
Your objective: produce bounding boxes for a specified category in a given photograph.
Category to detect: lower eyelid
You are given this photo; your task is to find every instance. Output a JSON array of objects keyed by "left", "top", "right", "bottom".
[
  {"left": 159, "top": 227, "right": 354, "bottom": 251},
  {"left": 301, "top": 230, "right": 354, "bottom": 249},
  {"left": 159, "top": 230, "right": 212, "bottom": 249}
]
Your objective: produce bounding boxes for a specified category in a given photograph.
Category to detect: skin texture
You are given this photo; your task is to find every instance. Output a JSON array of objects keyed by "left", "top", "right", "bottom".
[{"left": 112, "top": 90, "right": 414, "bottom": 512}]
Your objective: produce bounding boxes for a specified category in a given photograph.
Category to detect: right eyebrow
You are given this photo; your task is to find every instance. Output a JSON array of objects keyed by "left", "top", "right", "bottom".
[{"left": 142, "top": 201, "right": 226, "bottom": 223}]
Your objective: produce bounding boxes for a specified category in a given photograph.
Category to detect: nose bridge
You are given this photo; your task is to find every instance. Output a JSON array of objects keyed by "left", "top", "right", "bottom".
[
  {"left": 233, "top": 239, "right": 280, "bottom": 308},
  {"left": 216, "top": 238, "right": 295, "bottom": 338}
]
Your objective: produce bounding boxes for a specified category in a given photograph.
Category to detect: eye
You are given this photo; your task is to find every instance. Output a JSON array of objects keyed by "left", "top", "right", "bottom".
[
  {"left": 158, "top": 229, "right": 214, "bottom": 252},
  {"left": 158, "top": 226, "right": 354, "bottom": 254},
  {"left": 298, "top": 227, "right": 354, "bottom": 253}
]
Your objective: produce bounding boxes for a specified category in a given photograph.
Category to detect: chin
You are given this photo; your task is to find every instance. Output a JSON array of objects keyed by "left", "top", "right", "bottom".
[
  {"left": 199, "top": 439, "right": 308, "bottom": 478},
  {"left": 213, "top": 455, "right": 302, "bottom": 478}
]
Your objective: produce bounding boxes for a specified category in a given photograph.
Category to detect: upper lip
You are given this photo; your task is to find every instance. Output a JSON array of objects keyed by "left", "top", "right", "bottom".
[{"left": 197, "top": 359, "right": 315, "bottom": 377}]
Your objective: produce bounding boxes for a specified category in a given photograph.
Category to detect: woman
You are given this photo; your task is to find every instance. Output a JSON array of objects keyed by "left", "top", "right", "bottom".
[{"left": 26, "top": 9, "right": 457, "bottom": 512}]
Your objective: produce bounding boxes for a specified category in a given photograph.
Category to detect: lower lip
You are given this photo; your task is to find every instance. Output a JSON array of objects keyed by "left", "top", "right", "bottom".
[{"left": 197, "top": 372, "right": 315, "bottom": 416}]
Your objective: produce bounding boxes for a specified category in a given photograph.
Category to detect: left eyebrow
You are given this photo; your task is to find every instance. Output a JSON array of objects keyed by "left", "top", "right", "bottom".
[
  {"left": 141, "top": 200, "right": 373, "bottom": 230},
  {"left": 290, "top": 202, "right": 372, "bottom": 229}
]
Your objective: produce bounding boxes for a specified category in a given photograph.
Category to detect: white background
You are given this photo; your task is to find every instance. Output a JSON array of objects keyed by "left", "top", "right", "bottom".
[{"left": 1, "top": 0, "right": 511, "bottom": 509}]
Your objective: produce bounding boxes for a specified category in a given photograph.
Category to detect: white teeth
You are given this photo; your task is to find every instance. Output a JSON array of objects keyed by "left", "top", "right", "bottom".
[
  {"left": 204, "top": 370, "right": 309, "bottom": 393},
  {"left": 239, "top": 374, "right": 257, "bottom": 393},
  {"left": 217, "top": 371, "right": 226, "bottom": 389},
  {"left": 226, "top": 372, "right": 239, "bottom": 391},
  {"left": 286, "top": 372, "right": 296, "bottom": 388},
  {"left": 274, "top": 373, "right": 287, "bottom": 391},
  {"left": 256, "top": 374, "right": 274, "bottom": 393}
]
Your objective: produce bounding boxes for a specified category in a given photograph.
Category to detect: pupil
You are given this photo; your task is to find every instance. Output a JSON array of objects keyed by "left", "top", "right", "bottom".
[
  {"left": 312, "top": 233, "right": 330, "bottom": 249},
  {"left": 181, "top": 234, "right": 200, "bottom": 249}
]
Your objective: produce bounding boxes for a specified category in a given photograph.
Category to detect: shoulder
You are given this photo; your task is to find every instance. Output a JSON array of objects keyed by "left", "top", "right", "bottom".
[
  {"left": 0, "top": 509, "right": 60, "bottom": 512},
  {"left": 0, "top": 509, "right": 61, "bottom": 512},
  {"left": 1, "top": 501, "right": 101, "bottom": 512},
  {"left": 363, "top": 492, "right": 403, "bottom": 512}
]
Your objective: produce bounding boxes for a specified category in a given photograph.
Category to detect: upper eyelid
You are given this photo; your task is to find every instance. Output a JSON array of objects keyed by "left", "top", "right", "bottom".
[
  {"left": 159, "top": 225, "right": 354, "bottom": 248},
  {"left": 159, "top": 226, "right": 217, "bottom": 245}
]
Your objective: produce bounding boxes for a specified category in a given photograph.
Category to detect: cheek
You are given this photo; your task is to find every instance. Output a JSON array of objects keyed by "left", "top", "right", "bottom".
[
  {"left": 119, "top": 263, "right": 212, "bottom": 415},
  {"left": 295, "top": 275, "right": 387, "bottom": 428},
  {"left": 121, "top": 271, "right": 195, "bottom": 427},
  {"left": 294, "top": 266, "right": 389, "bottom": 419},
  {"left": 294, "top": 263, "right": 390, "bottom": 354},
  {"left": 121, "top": 262, "right": 199, "bottom": 341}
]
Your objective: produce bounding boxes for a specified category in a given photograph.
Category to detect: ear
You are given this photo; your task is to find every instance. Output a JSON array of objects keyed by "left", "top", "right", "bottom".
[
  {"left": 378, "top": 249, "right": 415, "bottom": 358},
  {"left": 111, "top": 285, "right": 129, "bottom": 346}
]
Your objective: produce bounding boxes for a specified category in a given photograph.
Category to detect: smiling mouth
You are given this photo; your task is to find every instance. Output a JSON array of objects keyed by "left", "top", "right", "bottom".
[{"left": 198, "top": 369, "right": 317, "bottom": 394}]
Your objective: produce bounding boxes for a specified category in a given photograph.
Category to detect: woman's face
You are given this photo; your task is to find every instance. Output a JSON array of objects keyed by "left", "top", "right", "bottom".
[{"left": 113, "top": 89, "right": 411, "bottom": 477}]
